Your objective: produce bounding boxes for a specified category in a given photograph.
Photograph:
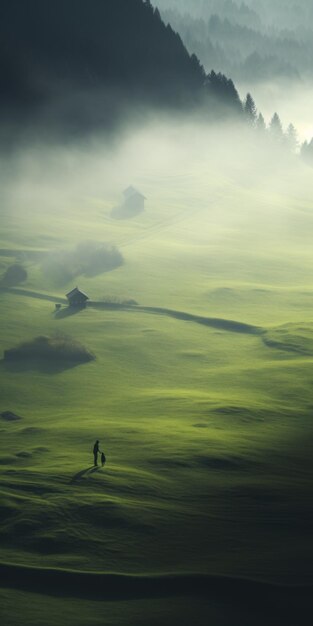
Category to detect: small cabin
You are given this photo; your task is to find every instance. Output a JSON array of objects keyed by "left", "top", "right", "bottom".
[
  {"left": 123, "top": 186, "right": 146, "bottom": 213},
  {"left": 66, "top": 287, "right": 89, "bottom": 308},
  {"left": 110, "top": 186, "right": 146, "bottom": 220}
]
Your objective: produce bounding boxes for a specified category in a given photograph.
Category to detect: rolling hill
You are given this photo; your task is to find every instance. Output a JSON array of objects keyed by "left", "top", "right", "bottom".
[{"left": 0, "top": 122, "right": 313, "bottom": 624}]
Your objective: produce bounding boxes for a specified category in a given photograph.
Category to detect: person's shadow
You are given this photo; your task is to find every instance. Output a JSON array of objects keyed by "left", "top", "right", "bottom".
[{"left": 70, "top": 466, "right": 100, "bottom": 484}]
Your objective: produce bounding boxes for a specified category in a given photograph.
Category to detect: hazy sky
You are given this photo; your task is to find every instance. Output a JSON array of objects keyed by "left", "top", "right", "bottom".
[{"left": 238, "top": 81, "right": 313, "bottom": 143}]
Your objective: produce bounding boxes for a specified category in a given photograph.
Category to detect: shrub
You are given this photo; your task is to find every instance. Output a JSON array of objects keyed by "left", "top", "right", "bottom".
[
  {"left": 75, "top": 240, "right": 124, "bottom": 277},
  {"left": 4, "top": 335, "right": 95, "bottom": 363},
  {"left": 100, "top": 295, "right": 138, "bottom": 306},
  {"left": 1, "top": 264, "right": 27, "bottom": 287},
  {"left": 0, "top": 411, "right": 23, "bottom": 421},
  {"left": 42, "top": 240, "right": 124, "bottom": 285}
]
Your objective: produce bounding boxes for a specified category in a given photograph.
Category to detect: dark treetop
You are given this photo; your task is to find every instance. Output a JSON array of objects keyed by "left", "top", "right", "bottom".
[{"left": 0, "top": 0, "right": 241, "bottom": 136}]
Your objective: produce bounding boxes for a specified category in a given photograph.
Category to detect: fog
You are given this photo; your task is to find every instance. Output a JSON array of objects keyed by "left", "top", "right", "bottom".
[
  {"left": 155, "top": 0, "right": 313, "bottom": 142},
  {"left": 1, "top": 113, "right": 311, "bottom": 256},
  {"left": 156, "top": 0, "right": 313, "bottom": 30},
  {"left": 2, "top": 7, "right": 313, "bottom": 625},
  {"left": 237, "top": 80, "right": 313, "bottom": 143}
]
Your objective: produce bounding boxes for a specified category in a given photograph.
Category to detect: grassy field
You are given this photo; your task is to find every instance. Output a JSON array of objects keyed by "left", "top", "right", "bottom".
[{"left": 0, "top": 129, "right": 313, "bottom": 625}]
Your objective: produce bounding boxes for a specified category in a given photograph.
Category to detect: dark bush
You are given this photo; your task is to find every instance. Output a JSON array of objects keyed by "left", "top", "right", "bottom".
[
  {"left": 4, "top": 335, "right": 95, "bottom": 363},
  {"left": 42, "top": 241, "right": 124, "bottom": 285},
  {"left": 100, "top": 295, "right": 138, "bottom": 306},
  {"left": 0, "top": 411, "right": 23, "bottom": 421},
  {"left": 42, "top": 251, "right": 81, "bottom": 285},
  {"left": 1, "top": 264, "right": 27, "bottom": 287},
  {"left": 76, "top": 240, "right": 124, "bottom": 277}
]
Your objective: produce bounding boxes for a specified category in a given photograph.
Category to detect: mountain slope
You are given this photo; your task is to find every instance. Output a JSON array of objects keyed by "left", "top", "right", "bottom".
[
  {"left": 0, "top": 0, "right": 241, "bottom": 134},
  {"left": 155, "top": 0, "right": 313, "bottom": 82}
]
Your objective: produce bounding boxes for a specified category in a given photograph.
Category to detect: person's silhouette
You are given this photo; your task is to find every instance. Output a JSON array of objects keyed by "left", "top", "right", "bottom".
[
  {"left": 93, "top": 440, "right": 100, "bottom": 466},
  {"left": 101, "top": 452, "right": 106, "bottom": 467}
]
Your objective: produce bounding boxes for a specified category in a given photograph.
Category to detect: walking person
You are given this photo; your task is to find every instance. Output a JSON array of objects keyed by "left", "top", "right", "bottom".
[
  {"left": 101, "top": 451, "right": 106, "bottom": 467},
  {"left": 93, "top": 440, "right": 100, "bottom": 466}
]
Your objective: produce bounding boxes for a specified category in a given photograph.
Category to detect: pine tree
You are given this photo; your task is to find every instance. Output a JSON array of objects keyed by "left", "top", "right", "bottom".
[
  {"left": 301, "top": 141, "right": 309, "bottom": 160},
  {"left": 301, "top": 139, "right": 313, "bottom": 164},
  {"left": 256, "top": 112, "right": 266, "bottom": 132},
  {"left": 269, "top": 112, "right": 283, "bottom": 141},
  {"left": 244, "top": 92, "right": 257, "bottom": 125},
  {"left": 285, "top": 123, "right": 298, "bottom": 152}
]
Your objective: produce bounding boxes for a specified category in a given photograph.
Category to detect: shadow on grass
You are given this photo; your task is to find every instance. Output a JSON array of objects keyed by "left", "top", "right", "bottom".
[
  {"left": 54, "top": 306, "right": 85, "bottom": 319},
  {"left": 70, "top": 466, "right": 100, "bottom": 484},
  {"left": 89, "top": 302, "right": 262, "bottom": 335},
  {"left": 0, "top": 358, "right": 85, "bottom": 374},
  {"left": 0, "top": 248, "right": 47, "bottom": 260},
  {"left": 0, "top": 287, "right": 66, "bottom": 304},
  {"left": 0, "top": 562, "right": 312, "bottom": 626},
  {"left": 138, "top": 306, "right": 262, "bottom": 335}
]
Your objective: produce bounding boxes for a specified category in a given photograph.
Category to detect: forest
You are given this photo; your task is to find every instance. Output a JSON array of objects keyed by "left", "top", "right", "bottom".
[
  {"left": 0, "top": 0, "right": 242, "bottom": 139},
  {"left": 156, "top": 0, "right": 313, "bottom": 82}
]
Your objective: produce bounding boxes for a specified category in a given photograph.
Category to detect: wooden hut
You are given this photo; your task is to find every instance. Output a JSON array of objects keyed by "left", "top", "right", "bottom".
[
  {"left": 122, "top": 186, "right": 146, "bottom": 214},
  {"left": 66, "top": 287, "right": 89, "bottom": 308}
]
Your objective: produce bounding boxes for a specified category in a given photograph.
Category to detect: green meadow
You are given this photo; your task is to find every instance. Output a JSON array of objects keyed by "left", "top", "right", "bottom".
[{"left": 0, "top": 132, "right": 313, "bottom": 625}]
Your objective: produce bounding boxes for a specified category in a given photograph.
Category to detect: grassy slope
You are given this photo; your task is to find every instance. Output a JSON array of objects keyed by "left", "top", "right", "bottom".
[{"left": 0, "top": 139, "right": 313, "bottom": 625}]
